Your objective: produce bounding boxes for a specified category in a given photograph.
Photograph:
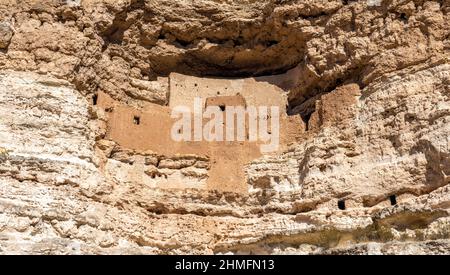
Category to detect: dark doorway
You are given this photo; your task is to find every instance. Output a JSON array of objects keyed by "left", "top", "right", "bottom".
[{"left": 133, "top": 115, "right": 140, "bottom": 125}]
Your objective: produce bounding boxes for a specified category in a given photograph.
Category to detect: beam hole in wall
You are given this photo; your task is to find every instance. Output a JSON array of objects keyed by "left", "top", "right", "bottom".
[
  {"left": 338, "top": 199, "right": 346, "bottom": 210},
  {"left": 133, "top": 115, "right": 140, "bottom": 125},
  {"left": 219, "top": 105, "right": 225, "bottom": 111},
  {"left": 389, "top": 194, "right": 397, "bottom": 206}
]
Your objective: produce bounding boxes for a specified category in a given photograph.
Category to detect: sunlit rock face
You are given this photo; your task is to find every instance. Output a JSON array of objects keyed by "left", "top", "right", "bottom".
[{"left": 0, "top": 0, "right": 449, "bottom": 254}]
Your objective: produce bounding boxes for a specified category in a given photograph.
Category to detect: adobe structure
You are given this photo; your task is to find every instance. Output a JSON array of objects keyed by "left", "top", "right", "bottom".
[{"left": 98, "top": 73, "right": 303, "bottom": 193}]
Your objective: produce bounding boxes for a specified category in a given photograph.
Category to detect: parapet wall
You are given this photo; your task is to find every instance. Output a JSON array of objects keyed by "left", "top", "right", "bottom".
[{"left": 169, "top": 73, "right": 287, "bottom": 113}]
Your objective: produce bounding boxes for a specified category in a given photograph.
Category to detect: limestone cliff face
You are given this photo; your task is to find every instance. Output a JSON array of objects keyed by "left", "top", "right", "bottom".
[{"left": 0, "top": 0, "right": 449, "bottom": 254}]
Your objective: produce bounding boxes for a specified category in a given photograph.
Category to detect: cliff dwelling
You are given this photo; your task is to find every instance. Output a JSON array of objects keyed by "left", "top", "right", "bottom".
[{"left": 98, "top": 73, "right": 304, "bottom": 193}]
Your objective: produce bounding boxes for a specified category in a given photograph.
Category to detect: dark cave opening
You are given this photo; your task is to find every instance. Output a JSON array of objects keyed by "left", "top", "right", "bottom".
[
  {"left": 301, "top": 113, "right": 313, "bottom": 131},
  {"left": 389, "top": 195, "right": 397, "bottom": 206},
  {"left": 92, "top": 94, "right": 98, "bottom": 106}
]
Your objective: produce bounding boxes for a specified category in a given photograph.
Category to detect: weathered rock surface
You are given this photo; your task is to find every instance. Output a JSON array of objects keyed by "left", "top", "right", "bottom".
[{"left": 0, "top": 0, "right": 449, "bottom": 254}]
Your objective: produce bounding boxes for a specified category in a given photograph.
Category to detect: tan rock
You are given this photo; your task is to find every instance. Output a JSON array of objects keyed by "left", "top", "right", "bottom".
[{"left": 0, "top": 0, "right": 448, "bottom": 255}]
